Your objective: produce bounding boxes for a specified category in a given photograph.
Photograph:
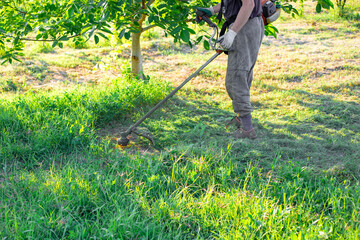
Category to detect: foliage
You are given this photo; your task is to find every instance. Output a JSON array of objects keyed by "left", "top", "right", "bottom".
[
  {"left": 0, "top": 0, "right": 210, "bottom": 65},
  {"left": 0, "top": 0, "right": 334, "bottom": 65},
  {"left": 316, "top": 0, "right": 335, "bottom": 13}
]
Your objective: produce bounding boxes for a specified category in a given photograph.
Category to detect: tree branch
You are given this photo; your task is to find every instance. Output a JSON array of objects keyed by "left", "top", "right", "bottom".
[
  {"left": 1, "top": 1, "right": 28, "bottom": 15},
  {"left": 135, "top": 0, "right": 149, "bottom": 29},
  {"left": 146, "top": 0, "right": 156, "bottom": 7},
  {"left": 138, "top": 14, "right": 147, "bottom": 27},
  {"left": 16, "top": 33, "right": 82, "bottom": 42},
  {"left": 142, "top": 24, "right": 157, "bottom": 32}
]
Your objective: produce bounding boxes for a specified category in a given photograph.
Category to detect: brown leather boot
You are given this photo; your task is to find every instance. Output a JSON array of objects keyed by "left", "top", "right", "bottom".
[{"left": 233, "top": 128, "right": 257, "bottom": 139}]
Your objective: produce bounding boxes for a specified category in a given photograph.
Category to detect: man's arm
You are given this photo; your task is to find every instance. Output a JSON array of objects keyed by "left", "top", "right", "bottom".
[
  {"left": 215, "top": 0, "right": 256, "bottom": 49},
  {"left": 230, "top": 0, "right": 254, "bottom": 32},
  {"left": 213, "top": 3, "right": 221, "bottom": 13}
]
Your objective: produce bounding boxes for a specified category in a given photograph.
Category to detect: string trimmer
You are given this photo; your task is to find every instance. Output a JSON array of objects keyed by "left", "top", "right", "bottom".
[{"left": 117, "top": 11, "right": 224, "bottom": 146}]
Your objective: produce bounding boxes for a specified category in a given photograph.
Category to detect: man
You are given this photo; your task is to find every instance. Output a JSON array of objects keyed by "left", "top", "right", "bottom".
[{"left": 198, "top": 0, "right": 264, "bottom": 139}]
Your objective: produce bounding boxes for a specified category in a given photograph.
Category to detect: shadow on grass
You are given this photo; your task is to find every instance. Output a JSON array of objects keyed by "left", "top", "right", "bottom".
[
  {"left": 3, "top": 90, "right": 359, "bottom": 239},
  {"left": 104, "top": 90, "right": 360, "bottom": 175}
]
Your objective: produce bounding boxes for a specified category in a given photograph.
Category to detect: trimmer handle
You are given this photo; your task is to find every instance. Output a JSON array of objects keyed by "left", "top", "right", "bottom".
[
  {"left": 195, "top": 10, "right": 217, "bottom": 28},
  {"left": 195, "top": 10, "right": 225, "bottom": 52}
]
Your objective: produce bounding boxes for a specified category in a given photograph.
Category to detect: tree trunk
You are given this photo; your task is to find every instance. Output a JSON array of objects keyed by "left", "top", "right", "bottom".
[{"left": 131, "top": 32, "right": 143, "bottom": 76}]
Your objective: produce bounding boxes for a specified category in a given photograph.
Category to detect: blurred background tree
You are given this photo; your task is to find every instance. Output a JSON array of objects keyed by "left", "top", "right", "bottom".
[{"left": 0, "top": 0, "right": 333, "bottom": 76}]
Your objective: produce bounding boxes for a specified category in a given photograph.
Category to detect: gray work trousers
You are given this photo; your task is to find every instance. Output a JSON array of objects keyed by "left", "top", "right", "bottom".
[{"left": 225, "top": 16, "right": 264, "bottom": 117}]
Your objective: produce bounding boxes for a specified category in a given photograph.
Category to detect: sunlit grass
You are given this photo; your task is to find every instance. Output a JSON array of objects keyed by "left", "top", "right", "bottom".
[{"left": 1, "top": 152, "right": 359, "bottom": 239}]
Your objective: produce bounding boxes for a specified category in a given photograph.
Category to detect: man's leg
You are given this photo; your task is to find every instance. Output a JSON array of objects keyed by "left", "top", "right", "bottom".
[
  {"left": 225, "top": 68, "right": 253, "bottom": 118},
  {"left": 225, "top": 68, "right": 257, "bottom": 139},
  {"left": 225, "top": 17, "right": 264, "bottom": 139}
]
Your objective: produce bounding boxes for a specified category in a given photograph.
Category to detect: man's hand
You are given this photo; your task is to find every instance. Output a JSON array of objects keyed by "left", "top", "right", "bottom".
[
  {"left": 196, "top": 7, "right": 215, "bottom": 17},
  {"left": 218, "top": 29, "right": 237, "bottom": 49}
]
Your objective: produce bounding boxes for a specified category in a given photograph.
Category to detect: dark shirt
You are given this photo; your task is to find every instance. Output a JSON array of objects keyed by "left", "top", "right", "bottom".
[
  {"left": 223, "top": 0, "right": 262, "bottom": 21},
  {"left": 250, "top": 0, "right": 262, "bottom": 18}
]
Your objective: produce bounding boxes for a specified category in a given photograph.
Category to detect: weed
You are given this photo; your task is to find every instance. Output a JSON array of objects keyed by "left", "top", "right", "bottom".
[
  {"left": 29, "top": 42, "right": 55, "bottom": 54},
  {"left": 0, "top": 79, "right": 18, "bottom": 92},
  {"left": 142, "top": 28, "right": 162, "bottom": 40}
]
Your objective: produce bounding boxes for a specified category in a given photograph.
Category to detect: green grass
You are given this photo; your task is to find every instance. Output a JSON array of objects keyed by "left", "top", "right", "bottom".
[
  {"left": 1, "top": 151, "right": 359, "bottom": 239},
  {"left": 1, "top": 2, "right": 360, "bottom": 238},
  {"left": 0, "top": 74, "right": 169, "bottom": 163}
]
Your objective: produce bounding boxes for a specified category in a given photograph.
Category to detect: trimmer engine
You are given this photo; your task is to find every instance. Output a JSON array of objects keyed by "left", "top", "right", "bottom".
[
  {"left": 262, "top": 1, "right": 277, "bottom": 18},
  {"left": 261, "top": 0, "right": 281, "bottom": 25}
]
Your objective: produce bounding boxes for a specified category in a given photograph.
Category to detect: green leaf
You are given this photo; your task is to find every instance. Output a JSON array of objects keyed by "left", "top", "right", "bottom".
[
  {"left": 58, "top": 42, "right": 63, "bottom": 48},
  {"left": 12, "top": 55, "right": 21, "bottom": 63},
  {"left": 25, "top": 23, "right": 32, "bottom": 32},
  {"left": 186, "top": 28, "right": 196, "bottom": 34},
  {"left": 50, "top": 4, "right": 56, "bottom": 11},
  {"left": 148, "top": 15, "right": 154, "bottom": 23},
  {"left": 14, "top": 37, "right": 19, "bottom": 45},
  {"left": 118, "top": 29, "right": 126, "bottom": 39},
  {"left": 170, "top": 26, "right": 182, "bottom": 35},
  {"left": 325, "top": 0, "right": 334, "bottom": 8},
  {"left": 264, "top": 25, "right": 278, "bottom": 38},
  {"left": 67, "top": 5, "right": 75, "bottom": 18},
  {"left": 158, "top": 4, "right": 167, "bottom": 9},
  {"left": 52, "top": 41, "right": 59, "bottom": 48},
  {"left": 139, "top": 9, "right": 149, "bottom": 15},
  {"left": 81, "top": 26, "right": 94, "bottom": 35},
  {"left": 87, "top": 26, "right": 96, "bottom": 39},
  {"left": 124, "top": 32, "right": 131, "bottom": 40},
  {"left": 0, "top": 54, "right": 11, "bottom": 60},
  {"left": 203, "top": 40, "right": 210, "bottom": 50},
  {"left": 94, "top": 35, "right": 99, "bottom": 44},
  {"left": 322, "top": 3, "right": 330, "bottom": 9},
  {"left": 292, "top": 8, "right": 299, "bottom": 16},
  {"left": 152, "top": 7, "right": 158, "bottom": 15},
  {"left": 318, "top": 0, "right": 334, "bottom": 9},
  {"left": 59, "top": 36, "right": 69, "bottom": 41},
  {"left": 316, "top": 3, "right": 322, "bottom": 13},
  {"left": 180, "top": 30, "right": 190, "bottom": 43},
  {"left": 97, "top": 32, "right": 109, "bottom": 40},
  {"left": 100, "top": 28, "right": 112, "bottom": 34}
]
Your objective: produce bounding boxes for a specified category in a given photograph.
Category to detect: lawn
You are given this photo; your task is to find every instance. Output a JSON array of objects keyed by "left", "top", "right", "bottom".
[{"left": 0, "top": 1, "right": 360, "bottom": 239}]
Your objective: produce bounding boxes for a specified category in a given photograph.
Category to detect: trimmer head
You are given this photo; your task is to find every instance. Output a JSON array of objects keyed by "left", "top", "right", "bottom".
[
  {"left": 117, "top": 134, "right": 130, "bottom": 146},
  {"left": 117, "top": 128, "right": 154, "bottom": 147}
]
